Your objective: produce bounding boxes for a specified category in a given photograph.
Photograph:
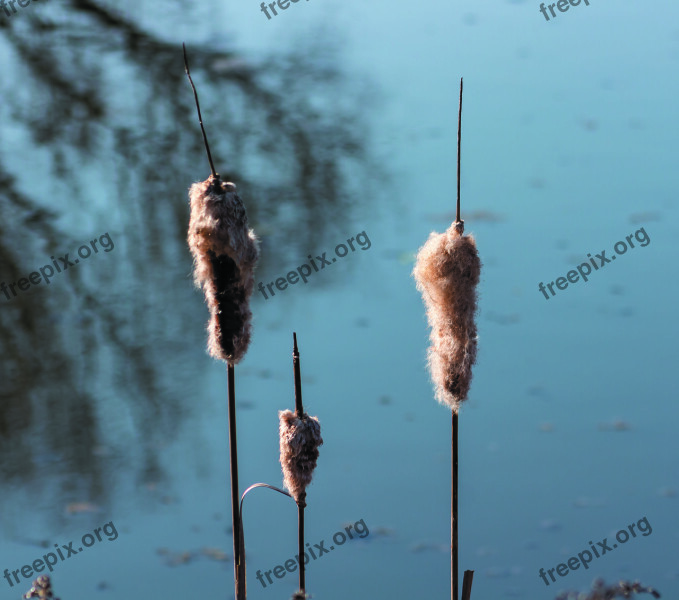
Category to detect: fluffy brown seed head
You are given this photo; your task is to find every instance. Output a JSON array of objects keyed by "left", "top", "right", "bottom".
[
  {"left": 188, "top": 175, "right": 259, "bottom": 364},
  {"left": 412, "top": 221, "right": 481, "bottom": 412},
  {"left": 279, "top": 409, "right": 323, "bottom": 504}
]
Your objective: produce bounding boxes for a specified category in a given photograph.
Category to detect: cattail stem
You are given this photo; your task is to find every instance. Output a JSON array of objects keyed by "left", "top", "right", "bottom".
[
  {"left": 456, "top": 77, "right": 463, "bottom": 226},
  {"left": 298, "top": 492, "right": 306, "bottom": 592},
  {"left": 238, "top": 483, "right": 294, "bottom": 595},
  {"left": 452, "top": 411, "right": 459, "bottom": 600},
  {"left": 293, "top": 332, "right": 303, "bottom": 417},
  {"left": 183, "top": 42, "right": 218, "bottom": 179},
  {"left": 461, "top": 570, "right": 474, "bottom": 600},
  {"left": 227, "top": 363, "right": 245, "bottom": 600},
  {"left": 292, "top": 331, "right": 306, "bottom": 591}
]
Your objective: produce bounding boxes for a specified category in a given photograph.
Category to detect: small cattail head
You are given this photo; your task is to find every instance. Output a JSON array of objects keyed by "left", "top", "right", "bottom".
[
  {"left": 413, "top": 221, "right": 481, "bottom": 412},
  {"left": 279, "top": 409, "right": 323, "bottom": 504}
]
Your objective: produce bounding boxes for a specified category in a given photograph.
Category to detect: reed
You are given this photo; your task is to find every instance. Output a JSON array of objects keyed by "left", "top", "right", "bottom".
[
  {"left": 412, "top": 78, "right": 480, "bottom": 600},
  {"left": 279, "top": 332, "right": 323, "bottom": 593},
  {"left": 183, "top": 43, "right": 260, "bottom": 600}
]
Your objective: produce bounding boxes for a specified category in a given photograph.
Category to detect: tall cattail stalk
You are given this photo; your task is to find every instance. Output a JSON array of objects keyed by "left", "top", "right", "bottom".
[
  {"left": 279, "top": 332, "right": 323, "bottom": 594},
  {"left": 183, "top": 43, "right": 259, "bottom": 600},
  {"left": 412, "top": 78, "right": 479, "bottom": 600}
]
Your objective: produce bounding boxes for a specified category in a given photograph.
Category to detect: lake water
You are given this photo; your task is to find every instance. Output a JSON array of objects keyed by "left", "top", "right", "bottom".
[{"left": 0, "top": 1, "right": 677, "bottom": 599}]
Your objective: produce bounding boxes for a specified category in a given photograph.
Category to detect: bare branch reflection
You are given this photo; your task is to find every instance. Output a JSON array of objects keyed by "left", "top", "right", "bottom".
[{"left": 0, "top": 0, "right": 380, "bottom": 527}]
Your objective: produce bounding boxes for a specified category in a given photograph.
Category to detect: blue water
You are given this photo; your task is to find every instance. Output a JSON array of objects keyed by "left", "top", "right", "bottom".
[{"left": 1, "top": 1, "right": 677, "bottom": 599}]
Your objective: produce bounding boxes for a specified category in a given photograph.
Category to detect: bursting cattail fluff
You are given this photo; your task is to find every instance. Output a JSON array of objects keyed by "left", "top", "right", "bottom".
[
  {"left": 278, "top": 410, "right": 323, "bottom": 504},
  {"left": 188, "top": 175, "right": 259, "bottom": 364},
  {"left": 412, "top": 220, "right": 481, "bottom": 412}
]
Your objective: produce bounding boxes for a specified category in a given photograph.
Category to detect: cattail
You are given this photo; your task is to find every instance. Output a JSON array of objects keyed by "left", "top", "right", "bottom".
[
  {"left": 183, "top": 43, "right": 257, "bottom": 600},
  {"left": 279, "top": 409, "right": 323, "bottom": 504},
  {"left": 184, "top": 43, "right": 259, "bottom": 365},
  {"left": 279, "top": 333, "right": 322, "bottom": 594},
  {"left": 412, "top": 78, "right": 479, "bottom": 600},
  {"left": 412, "top": 219, "right": 481, "bottom": 412}
]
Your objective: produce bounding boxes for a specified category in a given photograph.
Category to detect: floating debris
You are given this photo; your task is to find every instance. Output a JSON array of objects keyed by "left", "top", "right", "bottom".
[
  {"left": 23, "top": 575, "right": 59, "bottom": 600},
  {"left": 539, "top": 518, "right": 562, "bottom": 532},
  {"left": 539, "top": 422, "right": 555, "bottom": 433},
  {"left": 629, "top": 211, "right": 661, "bottom": 225},
  {"left": 411, "top": 541, "right": 448, "bottom": 553},
  {"left": 580, "top": 118, "right": 599, "bottom": 132},
  {"left": 157, "top": 548, "right": 195, "bottom": 567},
  {"left": 371, "top": 526, "right": 395, "bottom": 539},
  {"left": 554, "top": 578, "right": 660, "bottom": 600},
  {"left": 658, "top": 487, "right": 677, "bottom": 498},
  {"left": 65, "top": 502, "right": 101, "bottom": 515},
  {"left": 597, "top": 419, "right": 631, "bottom": 432},
  {"left": 527, "top": 385, "right": 549, "bottom": 400},
  {"left": 201, "top": 547, "right": 229, "bottom": 562},
  {"left": 528, "top": 177, "right": 547, "bottom": 190},
  {"left": 572, "top": 496, "right": 607, "bottom": 508},
  {"left": 485, "top": 311, "right": 520, "bottom": 325},
  {"left": 378, "top": 395, "right": 392, "bottom": 406},
  {"left": 484, "top": 566, "right": 512, "bottom": 578}
]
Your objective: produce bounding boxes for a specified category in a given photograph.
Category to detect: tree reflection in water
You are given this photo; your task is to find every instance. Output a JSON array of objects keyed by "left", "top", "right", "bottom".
[{"left": 0, "top": 0, "right": 379, "bottom": 528}]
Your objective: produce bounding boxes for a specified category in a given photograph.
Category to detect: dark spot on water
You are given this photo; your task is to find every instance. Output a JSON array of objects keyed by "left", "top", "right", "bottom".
[{"left": 628, "top": 211, "right": 661, "bottom": 224}]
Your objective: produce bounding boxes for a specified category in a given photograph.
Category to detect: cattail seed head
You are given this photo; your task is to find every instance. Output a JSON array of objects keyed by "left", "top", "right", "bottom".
[
  {"left": 188, "top": 175, "right": 259, "bottom": 364},
  {"left": 279, "top": 409, "right": 323, "bottom": 504},
  {"left": 413, "top": 220, "right": 481, "bottom": 412}
]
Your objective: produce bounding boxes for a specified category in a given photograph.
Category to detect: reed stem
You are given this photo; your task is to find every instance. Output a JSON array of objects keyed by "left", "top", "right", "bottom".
[
  {"left": 298, "top": 493, "right": 306, "bottom": 592},
  {"left": 292, "top": 331, "right": 306, "bottom": 592},
  {"left": 452, "top": 410, "right": 459, "bottom": 600},
  {"left": 461, "top": 570, "right": 474, "bottom": 600},
  {"left": 227, "top": 363, "right": 245, "bottom": 600},
  {"left": 183, "top": 42, "right": 218, "bottom": 179},
  {"left": 456, "top": 77, "right": 463, "bottom": 225}
]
